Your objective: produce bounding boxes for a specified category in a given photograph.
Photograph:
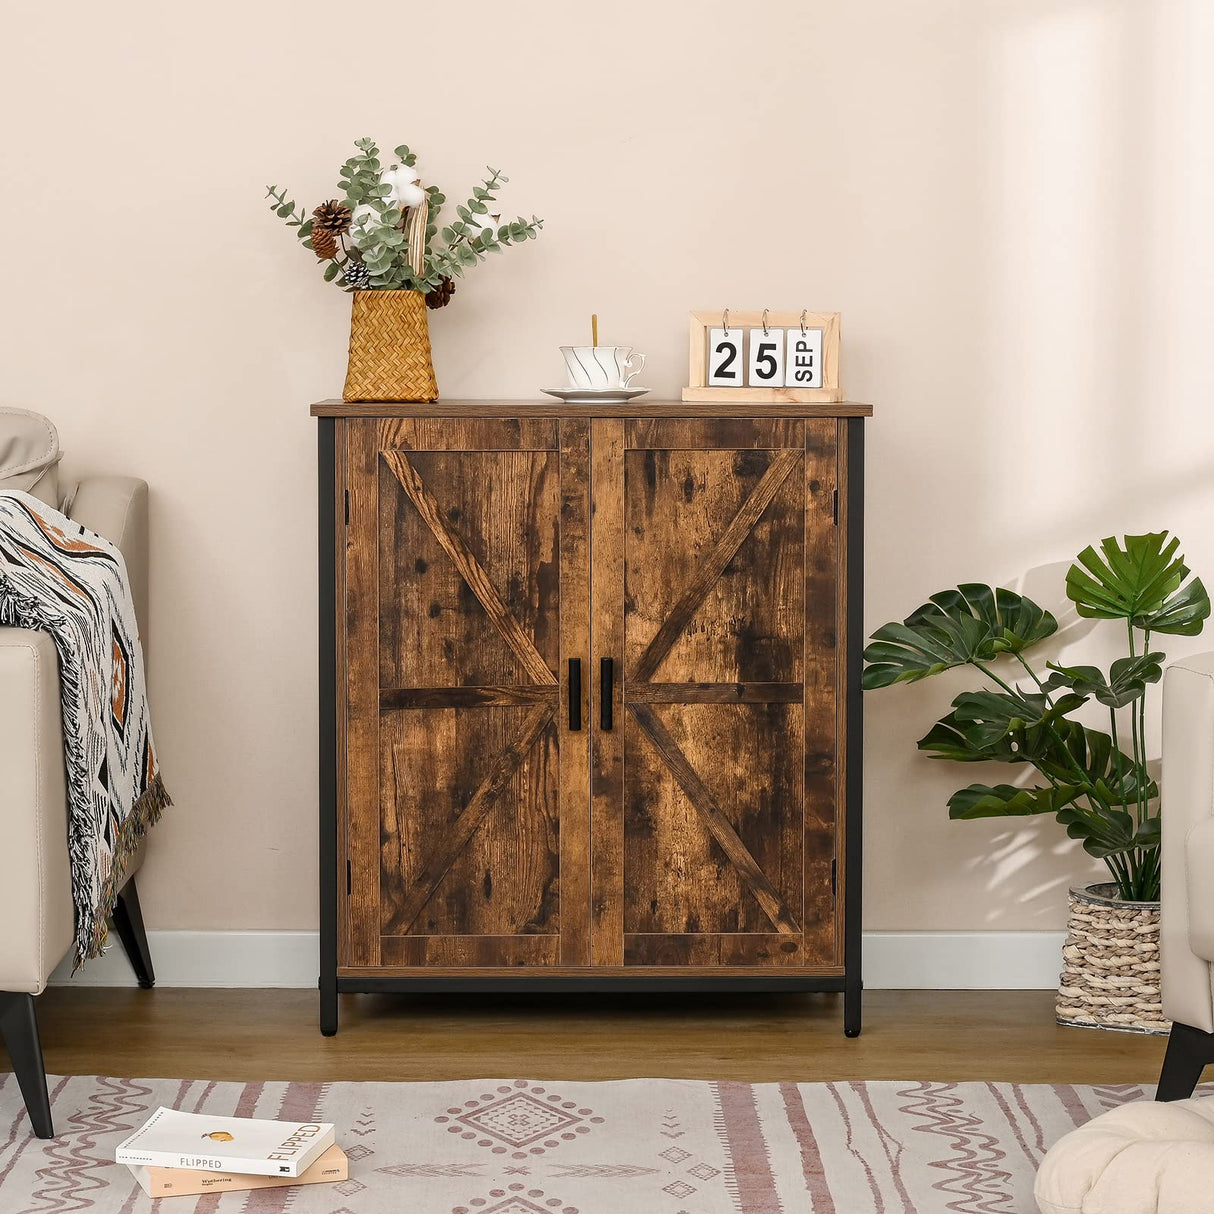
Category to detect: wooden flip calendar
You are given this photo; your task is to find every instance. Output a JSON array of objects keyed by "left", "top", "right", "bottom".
[{"left": 683, "top": 309, "right": 841, "bottom": 403}]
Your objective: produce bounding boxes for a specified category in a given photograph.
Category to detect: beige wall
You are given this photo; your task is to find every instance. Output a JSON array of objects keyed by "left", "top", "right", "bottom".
[{"left": 2, "top": 1, "right": 1212, "bottom": 934}]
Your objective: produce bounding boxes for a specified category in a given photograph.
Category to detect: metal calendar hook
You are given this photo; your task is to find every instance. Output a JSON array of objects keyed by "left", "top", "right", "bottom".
[
  {"left": 722, "top": 308, "right": 730, "bottom": 336},
  {"left": 799, "top": 309, "right": 808, "bottom": 335},
  {"left": 762, "top": 308, "right": 770, "bottom": 336}
]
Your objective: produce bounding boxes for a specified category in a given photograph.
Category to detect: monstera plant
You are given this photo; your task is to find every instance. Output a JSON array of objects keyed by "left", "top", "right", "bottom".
[{"left": 863, "top": 532, "right": 1210, "bottom": 901}]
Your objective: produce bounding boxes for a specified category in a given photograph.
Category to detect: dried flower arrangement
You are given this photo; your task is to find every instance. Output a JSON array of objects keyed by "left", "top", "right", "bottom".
[{"left": 266, "top": 138, "right": 543, "bottom": 309}]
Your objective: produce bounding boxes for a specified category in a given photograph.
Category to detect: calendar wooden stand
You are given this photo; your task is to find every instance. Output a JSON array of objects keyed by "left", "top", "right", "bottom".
[{"left": 683, "top": 309, "right": 842, "bottom": 403}]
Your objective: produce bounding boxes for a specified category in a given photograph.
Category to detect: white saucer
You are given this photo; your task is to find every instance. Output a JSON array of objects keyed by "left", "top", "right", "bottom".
[{"left": 541, "top": 386, "right": 651, "bottom": 404}]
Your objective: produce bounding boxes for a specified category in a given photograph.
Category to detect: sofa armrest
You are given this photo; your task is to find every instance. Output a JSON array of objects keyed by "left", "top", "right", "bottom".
[
  {"left": 65, "top": 476, "right": 148, "bottom": 643},
  {"left": 1187, "top": 818, "right": 1214, "bottom": 963},
  {"left": 0, "top": 629, "right": 74, "bottom": 993},
  {"left": 1162, "top": 654, "right": 1214, "bottom": 1031}
]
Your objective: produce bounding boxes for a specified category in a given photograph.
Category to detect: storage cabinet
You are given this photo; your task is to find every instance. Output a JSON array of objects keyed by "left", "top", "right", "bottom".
[{"left": 315, "top": 400, "right": 869, "bottom": 1037}]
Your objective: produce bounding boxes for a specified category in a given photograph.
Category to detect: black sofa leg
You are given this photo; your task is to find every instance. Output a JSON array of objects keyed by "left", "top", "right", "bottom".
[
  {"left": 0, "top": 993, "right": 53, "bottom": 1138},
  {"left": 113, "top": 878, "right": 155, "bottom": 989},
  {"left": 1157, "top": 1021, "right": 1214, "bottom": 1101}
]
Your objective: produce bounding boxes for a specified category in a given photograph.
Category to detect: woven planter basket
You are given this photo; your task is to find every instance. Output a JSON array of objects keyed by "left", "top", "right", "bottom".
[
  {"left": 342, "top": 289, "right": 438, "bottom": 403},
  {"left": 1056, "top": 882, "right": 1169, "bottom": 1035}
]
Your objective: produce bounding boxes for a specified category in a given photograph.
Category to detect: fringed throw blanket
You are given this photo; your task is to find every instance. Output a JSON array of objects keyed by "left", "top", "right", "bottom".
[{"left": 0, "top": 490, "right": 169, "bottom": 967}]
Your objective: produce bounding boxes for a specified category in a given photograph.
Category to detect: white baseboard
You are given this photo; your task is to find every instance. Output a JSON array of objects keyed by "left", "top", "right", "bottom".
[
  {"left": 50, "top": 931, "right": 319, "bottom": 988},
  {"left": 862, "top": 931, "right": 1065, "bottom": 990},
  {"left": 50, "top": 930, "right": 1066, "bottom": 990}
]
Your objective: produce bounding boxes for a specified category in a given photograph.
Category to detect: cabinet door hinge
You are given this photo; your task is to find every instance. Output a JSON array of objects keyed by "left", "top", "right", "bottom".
[
  {"left": 346, "top": 859, "right": 352, "bottom": 896},
  {"left": 831, "top": 858, "right": 838, "bottom": 898},
  {"left": 832, "top": 488, "right": 838, "bottom": 526},
  {"left": 344, "top": 489, "right": 350, "bottom": 526}
]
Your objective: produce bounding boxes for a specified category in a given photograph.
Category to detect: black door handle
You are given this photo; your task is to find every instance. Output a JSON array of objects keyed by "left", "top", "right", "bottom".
[
  {"left": 600, "top": 657, "right": 614, "bottom": 731},
  {"left": 568, "top": 658, "right": 582, "bottom": 731}
]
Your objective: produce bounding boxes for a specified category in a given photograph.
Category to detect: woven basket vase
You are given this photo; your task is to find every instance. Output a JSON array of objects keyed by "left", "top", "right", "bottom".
[
  {"left": 342, "top": 289, "right": 438, "bottom": 403},
  {"left": 1056, "top": 883, "right": 1168, "bottom": 1035}
]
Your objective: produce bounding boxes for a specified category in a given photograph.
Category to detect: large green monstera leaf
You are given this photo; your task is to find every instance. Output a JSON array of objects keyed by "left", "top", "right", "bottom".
[
  {"left": 1043, "top": 652, "right": 1165, "bottom": 708},
  {"left": 947, "top": 783, "right": 1081, "bottom": 820},
  {"left": 918, "top": 690, "right": 1084, "bottom": 765},
  {"left": 1067, "top": 532, "right": 1211, "bottom": 634},
  {"left": 862, "top": 584, "right": 1057, "bottom": 689}
]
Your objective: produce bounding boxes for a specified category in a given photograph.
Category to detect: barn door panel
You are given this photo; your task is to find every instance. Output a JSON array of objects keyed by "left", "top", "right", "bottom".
[{"left": 343, "top": 418, "right": 590, "bottom": 969}]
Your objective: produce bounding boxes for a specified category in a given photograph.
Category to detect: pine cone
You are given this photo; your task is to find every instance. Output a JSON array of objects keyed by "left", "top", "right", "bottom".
[
  {"left": 312, "top": 228, "right": 338, "bottom": 260},
  {"left": 425, "top": 276, "right": 456, "bottom": 309},
  {"left": 312, "top": 200, "right": 352, "bottom": 235},
  {"left": 342, "top": 261, "right": 371, "bottom": 290}
]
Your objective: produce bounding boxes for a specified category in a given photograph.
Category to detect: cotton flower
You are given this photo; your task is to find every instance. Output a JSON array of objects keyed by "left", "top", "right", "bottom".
[
  {"left": 381, "top": 164, "right": 426, "bottom": 209},
  {"left": 351, "top": 203, "right": 386, "bottom": 230}
]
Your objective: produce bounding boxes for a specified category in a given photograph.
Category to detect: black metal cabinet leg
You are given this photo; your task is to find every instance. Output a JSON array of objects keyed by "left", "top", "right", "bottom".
[
  {"left": 1157, "top": 1021, "right": 1214, "bottom": 1101},
  {"left": 842, "top": 418, "right": 865, "bottom": 1041},
  {"left": 320, "top": 980, "right": 338, "bottom": 1037},
  {"left": 318, "top": 416, "right": 339, "bottom": 1038},
  {"left": 113, "top": 879, "right": 155, "bottom": 989},
  {"left": 0, "top": 993, "right": 53, "bottom": 1138},
  {"left": 844, "top": 976, "right": 863, "bottom": 1038}
]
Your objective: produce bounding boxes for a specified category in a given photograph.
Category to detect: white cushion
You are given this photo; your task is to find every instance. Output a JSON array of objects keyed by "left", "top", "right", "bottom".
[
  {"left": 1036, "top": 1097, "right": 1214, "bottom": 1213},
  {"left": 0, "top": 407, "right": 60, "bottom": 507}
]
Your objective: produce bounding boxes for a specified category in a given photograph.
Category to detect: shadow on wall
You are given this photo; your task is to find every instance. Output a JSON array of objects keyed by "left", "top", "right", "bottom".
[{"left": 864, "top": 592, "right": 1104, "bottom": 934}]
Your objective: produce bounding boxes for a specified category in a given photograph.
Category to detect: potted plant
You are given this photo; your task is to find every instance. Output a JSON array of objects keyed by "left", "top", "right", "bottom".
[
  {"left": 267, "top": 138, "right": 543, "bottom": 402},
  {"left": 863, "top": 532, "right": 1209, "bottom": 1032}
]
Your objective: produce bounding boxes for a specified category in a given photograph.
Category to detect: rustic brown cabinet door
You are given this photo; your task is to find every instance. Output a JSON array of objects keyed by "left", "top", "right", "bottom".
[
  {"left": 590, "top": 418, "right": 840, "bottom": 969},
  {"left": 343, "top": 418, "right": 591, "bottom": 970}
]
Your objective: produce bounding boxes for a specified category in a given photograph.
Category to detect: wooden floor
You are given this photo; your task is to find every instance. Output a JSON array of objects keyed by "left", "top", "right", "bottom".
[{"left": 16, "top": 988, "right": 1168, "bottom": 1084}]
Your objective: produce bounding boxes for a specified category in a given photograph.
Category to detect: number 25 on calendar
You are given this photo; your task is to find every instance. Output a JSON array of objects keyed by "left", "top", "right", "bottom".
[{"left": 706, "top": 325, "right": 824, "bottom": 388}]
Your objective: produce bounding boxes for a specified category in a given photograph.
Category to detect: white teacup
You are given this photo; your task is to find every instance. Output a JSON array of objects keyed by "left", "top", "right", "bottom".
[{"left": 561, "top": 345, "right": 646, "bottom": 390}]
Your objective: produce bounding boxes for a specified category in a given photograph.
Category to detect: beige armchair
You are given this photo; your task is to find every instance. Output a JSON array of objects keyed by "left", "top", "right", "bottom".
[
  {"left": 0, "top": 408, "right": 155, "bottom": 1138},
  {"left": 1157, "top": 654, "right": 1214, "bottom": 1100}
]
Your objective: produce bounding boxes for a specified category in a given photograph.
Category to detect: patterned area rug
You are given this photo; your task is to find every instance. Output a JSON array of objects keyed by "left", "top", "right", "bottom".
[{"left": 0, "top": 1075, "right": 1193, "bottom": 1212}]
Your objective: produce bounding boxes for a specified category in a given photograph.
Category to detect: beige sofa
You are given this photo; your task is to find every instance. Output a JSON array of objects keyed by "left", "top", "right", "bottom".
[
  {"left": 1158, "top": 655, "right": 1214, "bottom": 1100},
  {"left": 0, "top": 408, "right": 155, "bottom": 1138}
]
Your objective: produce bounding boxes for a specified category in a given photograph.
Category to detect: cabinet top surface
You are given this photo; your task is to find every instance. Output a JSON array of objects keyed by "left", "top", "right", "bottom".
[{"left": 310, "top": 398, "right": 874, "bottom": 419}]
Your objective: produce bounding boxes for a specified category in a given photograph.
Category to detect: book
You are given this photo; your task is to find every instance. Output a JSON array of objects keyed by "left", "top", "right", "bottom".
[
  {"left": 127, "top": 1143, "right": 348, "bottom": 1198},
  {"left": 115, "top": 1107, "right": 336, "bottom": 1178}
]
